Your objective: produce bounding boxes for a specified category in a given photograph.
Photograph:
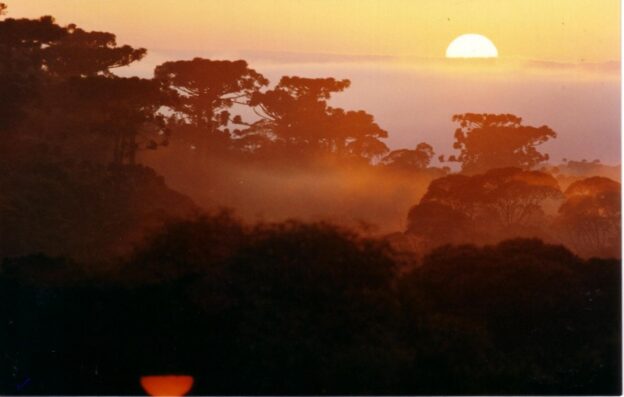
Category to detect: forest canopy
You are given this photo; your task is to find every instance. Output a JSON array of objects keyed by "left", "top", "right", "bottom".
[{"left": 0, "top": 3, "right": 620, "bottom": 396}]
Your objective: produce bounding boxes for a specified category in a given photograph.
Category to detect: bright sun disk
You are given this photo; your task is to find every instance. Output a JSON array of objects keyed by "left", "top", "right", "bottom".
[{"left": 446, "top": 34, "right": 498, "bottom": 58}]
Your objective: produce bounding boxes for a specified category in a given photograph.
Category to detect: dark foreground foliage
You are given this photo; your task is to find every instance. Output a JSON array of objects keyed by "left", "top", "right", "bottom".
[
  {"left": 0, "top": 3, "right": 620, "bottom": 395},
  {"left": 1, "top": 216, "right": 620, "bottom": 395},
  {"left": 0, "top": 161, "right": 197, "bottom": 261}
]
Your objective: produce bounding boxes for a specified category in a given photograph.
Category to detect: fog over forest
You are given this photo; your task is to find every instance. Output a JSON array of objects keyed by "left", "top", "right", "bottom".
[{"left": 0, "top": 2, "right": 621, "bottom": 395}]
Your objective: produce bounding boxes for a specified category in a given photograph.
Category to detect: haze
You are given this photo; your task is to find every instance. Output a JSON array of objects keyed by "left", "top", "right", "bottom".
[
  {"left": 1, "top": 2, "right": 621, "bottom": 394},
  {"left": 12, "top": 0, "right": 621, "bottom": 163}
]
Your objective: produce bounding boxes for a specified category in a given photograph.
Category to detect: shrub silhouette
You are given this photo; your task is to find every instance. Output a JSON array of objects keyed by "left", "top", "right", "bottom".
[{"left": 2, "top": 222, "right": 619, "bottom": 395}]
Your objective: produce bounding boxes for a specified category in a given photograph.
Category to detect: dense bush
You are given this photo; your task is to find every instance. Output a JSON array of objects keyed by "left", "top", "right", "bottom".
[{"left": 1, "top": 217, "right": 619, "bottom": 395}]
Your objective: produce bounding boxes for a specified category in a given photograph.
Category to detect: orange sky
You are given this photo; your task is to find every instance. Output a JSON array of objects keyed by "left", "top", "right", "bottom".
[
  {"left": 6, "top": 1, "right": 621, "bottom": 164},
  {"left": 9, "top": 0, "right": 620, "bottom": 62}
]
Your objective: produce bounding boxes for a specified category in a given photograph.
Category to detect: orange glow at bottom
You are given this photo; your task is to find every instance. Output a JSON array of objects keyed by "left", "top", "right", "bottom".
[{"left": 140, "top": 375, "right": 194, "bottom": 396}]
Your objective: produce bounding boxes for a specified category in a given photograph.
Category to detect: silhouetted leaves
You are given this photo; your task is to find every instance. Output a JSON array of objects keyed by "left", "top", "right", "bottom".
[
  {"left": 43, "top": 24, "right": 146, "bottom": 78},
  {"left": 383, "top": 142, "right": 435, "bottom": 170},
  {"left": 0, "top": 6, "right": 620, "bottom": 396},
  {"left": 400, "top": 239, "right": 620, "bottom": 394},
  {"left": 449, "top": 113, "right": 557, "bottom": 174},
  {"left": 407, "top": 167, "right": 564, "bottom": 248},
  {"left": 556, "top": 176, "right": 621, "bottom": 257},
  {"left": 155, "top": 58, "right": 268, "bottom": 151},
  {"left": 1, "top": 231, "right": 619, "bottom": 394},
  {"left": 244, "top": 76, "right": 389, "bottom": 161},
  {"left": 0, "top": 162, "right": 197, "bottom": 261}
]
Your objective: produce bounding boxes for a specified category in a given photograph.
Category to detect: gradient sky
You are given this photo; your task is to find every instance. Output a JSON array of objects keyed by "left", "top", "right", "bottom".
[
  {"left": 10, "top": 0, "right": 620, "bottom": 61},
  {"left": 8, "top": 0, "right": 621, "bottom": 164}
]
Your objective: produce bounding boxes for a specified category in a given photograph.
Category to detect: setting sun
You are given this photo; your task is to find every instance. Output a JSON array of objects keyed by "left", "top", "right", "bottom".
[
  {"left": 0, "top": 0, "right": 620, "bottom": 395},
  {"left": 446, "top": 34, "right": 498, "bottom": 58}
]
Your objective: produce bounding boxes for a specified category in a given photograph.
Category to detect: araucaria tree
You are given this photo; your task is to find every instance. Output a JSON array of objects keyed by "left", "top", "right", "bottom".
[
  {"left": 154, "top": 58, "right": 269, "bottom": 155},
  {"left": 244, "top": 76, "right": 389, "bottom": 161},
  {"left": 0, "top": 7, "right": 171, "bottom": 164}
]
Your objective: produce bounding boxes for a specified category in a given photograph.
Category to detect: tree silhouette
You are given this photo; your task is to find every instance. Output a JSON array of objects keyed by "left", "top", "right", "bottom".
[
  {"left": 400, "top": 238, "right": 620, "bottom": 394},
  {"left": 556, "top": 176, "right": 621, "bottom": 257},
  {"left": 383, "top": 142, "right": 435, "bottom": 170},
  {"left": 0, "top": 5, "right": 621, "bottom": 395},
  {"left": 0, "top": 162, "right": 197, "bottom": 261},
  {"left": 329, "top": 108, "right": 390, "bottom": 159},
  {"left": 246, "top": 76, "right": 349, "bottom": 151},
  {"left": 477, "top": 167, "right": 563, "bottom": 229},
  {"left": 410, "top": 167, "right": 563, "bottom": 245},
  {"left": 154, "top": 58, "right": 268, "bottom": 156},
  {"left": 53, "top": 76, "right": 172, "bottom": 164},
  {"left": 43, "top": 24, "right": 146, "bottom": 78},
  {"left": 449, "top": 113, "right": 556, "bottom": 174},
  {"left": 0, "top": 13, "right": 65, "bottom": 131},
  {"left": 406, "top": 201, "right": 471, "bottom": 246},
  {"left": 0, "top": 12, "right": 158, "bottom": 164},
  {"left": 0, "top": 14, "right": 66, "bottom": 73},
  {"left": 126, "top": 210, "right": 245, "bottom": 282},
  {"left": 419, "top": 173, "right": 481, "bottom": 218},
  {"left": 2, "top": 231, "right": 619, "bottom": 395},
  {"left": 246, "top": 76, "right": 389, "bottom": 161}
]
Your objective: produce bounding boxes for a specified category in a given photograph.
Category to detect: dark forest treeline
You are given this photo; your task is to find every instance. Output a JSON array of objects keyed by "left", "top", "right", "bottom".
[
  {"left": 0, "top": 3, "right": 621, "bottom": 395},
  {"left": 1, "top": 214, "right": 621, "bottom": 395}
]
